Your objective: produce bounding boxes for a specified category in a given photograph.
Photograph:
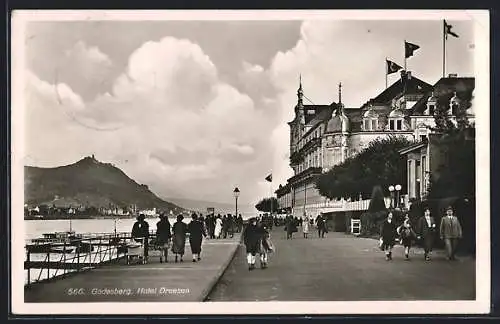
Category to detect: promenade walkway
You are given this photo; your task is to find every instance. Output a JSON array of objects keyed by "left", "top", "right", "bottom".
[
  {"left": 24, "top": 234, "right": 241, "bottom": 302},
  {"left": 207, "top": 227, "right": 475, "bottom": 301}
]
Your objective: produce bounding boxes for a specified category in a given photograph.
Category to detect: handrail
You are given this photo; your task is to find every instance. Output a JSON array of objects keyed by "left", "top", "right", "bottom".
[{"left": 25, "top": 231, "right": 159, "bottom": 286}]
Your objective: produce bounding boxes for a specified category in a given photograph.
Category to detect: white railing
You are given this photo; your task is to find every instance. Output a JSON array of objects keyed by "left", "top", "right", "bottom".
[{"left": 302, "top": 197, "right": 394, "bottom": 213}]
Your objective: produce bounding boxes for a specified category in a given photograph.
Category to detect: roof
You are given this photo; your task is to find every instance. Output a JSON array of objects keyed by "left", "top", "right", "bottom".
[
  {"left": 360, "top": 72, "right": 432, "bottom": 109},
  {"left": 305, "top": 105, "right": 334, "bottom": 126},
  {"left": 399, "top": 141, "right": 427, "bottom": 155},
  {"left": 410, "top": 76, "right": 475, "bottom": 115}
]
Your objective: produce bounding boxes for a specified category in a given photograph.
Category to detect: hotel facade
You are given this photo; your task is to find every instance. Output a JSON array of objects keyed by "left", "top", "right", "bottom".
[{"left": 275, "top": 71, "right": 475, "bottom": 219}]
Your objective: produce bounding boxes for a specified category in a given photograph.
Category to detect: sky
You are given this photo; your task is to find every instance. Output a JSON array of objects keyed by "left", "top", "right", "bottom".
[{"left": 20, "top": 12, "right": 478, "bottom": 206}]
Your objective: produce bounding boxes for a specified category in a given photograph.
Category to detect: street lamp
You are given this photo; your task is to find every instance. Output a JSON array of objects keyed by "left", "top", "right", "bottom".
[
  {"left": 388, "top": 185, "right": 395, "bottom": 208},
  {"left": 395, "top": 184, "right": 402, "bottom": 209},
  {"left": 233, "top": 187, "right": 240, "bottom": 218}
]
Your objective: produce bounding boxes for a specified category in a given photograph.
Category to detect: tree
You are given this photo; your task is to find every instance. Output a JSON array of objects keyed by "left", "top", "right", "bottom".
[
  {"left": 427, "top": 130, "right": 475, "bottom": 200},
  {"left": 428, "top": 87, "right": 475, "bottom": 200},
  {"left": 315, "top": 136, "right": 412, "bottom": 200},
  {"left": 255, "top": 197, "right": 279, "bottom": 213},
  {"left": 368, "top": 185, "right": 387, "bottom": 213}
]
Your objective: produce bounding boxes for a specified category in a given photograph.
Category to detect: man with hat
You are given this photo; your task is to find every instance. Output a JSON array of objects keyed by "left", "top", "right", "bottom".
[
  {"left": 131, "top": 213, "right": 150, "bottom": 262},
  {"left": 439, "top": 206, "right": 463, "bottom": 260}
]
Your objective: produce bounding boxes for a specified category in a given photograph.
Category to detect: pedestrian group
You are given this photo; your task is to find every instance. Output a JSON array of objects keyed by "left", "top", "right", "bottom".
[{"left": 380, "top": 205, "right": 463, "bottom": 261}]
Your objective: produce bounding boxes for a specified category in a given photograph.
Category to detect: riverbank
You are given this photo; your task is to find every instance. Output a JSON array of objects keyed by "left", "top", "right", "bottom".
[{"left": 24, "top": 234, "right": 242, "bottom": 303}]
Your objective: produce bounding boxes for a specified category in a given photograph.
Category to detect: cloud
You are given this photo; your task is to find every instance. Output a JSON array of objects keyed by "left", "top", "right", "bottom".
[
  {"left": 25, "top": 36, "right": 275, "bottom": 205},
  {"left": 257, "top": 20, "right": 474, "bottom": 190},
  {"left": 54, "top": 41, "right": 115, "bottom": 101},
  {"left": 24, "top": 20, "right": 474, "bottom": 205}
]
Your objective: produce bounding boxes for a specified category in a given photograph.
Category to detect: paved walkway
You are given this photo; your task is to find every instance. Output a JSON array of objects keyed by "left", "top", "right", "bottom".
[
  {"left": 207, "top": 227, "right": 475, "bottom": 301},
  {"left": 24, "top": 234, "right": 241, "bottom": 302}
]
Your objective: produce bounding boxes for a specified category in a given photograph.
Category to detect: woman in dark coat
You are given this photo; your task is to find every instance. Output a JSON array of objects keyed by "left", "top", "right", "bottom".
[
  {"left": 316, "top": 215, "right": 327, "bottom": 238},
  {"left": 285, "top": 215, "right": 297, "bottom": 239},
  {"left": 131, "top": 214, "right": 150, "bottom": 262},
  {"left": 244, "top": 217, "right": 263, "bottom": 270},
  {"left": 397, "top": 214, "right": 417, "bottom": 260},
  {"left": 380, "top": 212, "right": 397, "bottom": 261},
  {"left": 188, "top": 213, "right": 207, "bottom": 262},
  {"left": 156, "top": 213, "right": 171, "bottom": 263},
  {"left": 171, "top": 214, "right": 188, "bottom": 262},
  {"left": 417, "top": 207, "right": 437, "bottom": 261}
]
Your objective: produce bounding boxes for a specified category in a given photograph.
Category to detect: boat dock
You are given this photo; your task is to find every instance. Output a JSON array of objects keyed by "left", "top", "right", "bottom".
[{"left": 24, "top": 233, "right": 242, "bottom": 302}]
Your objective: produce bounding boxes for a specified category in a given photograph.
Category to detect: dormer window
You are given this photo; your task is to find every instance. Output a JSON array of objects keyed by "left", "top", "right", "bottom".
[
  {"left": 387, "top": 108, "right": 405, "bottom": 131},
  {"left": 363, "top": 108, "right": 379, "bottom": 131},
  {"left": 426, "top": 93, "right": 437, "bottom": 115},
  {"left": 451, "top": 103, "right": 459, "bottom": 115},
  {"left": 388, "top": 118, "right": 404, "bottom": 131}
]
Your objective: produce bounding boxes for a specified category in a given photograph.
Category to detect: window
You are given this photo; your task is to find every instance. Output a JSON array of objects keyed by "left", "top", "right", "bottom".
[
  {"left": 389, "top": 120, "right": 395, "bottom": 130},
  {"left": 428, "top": 105, "right": 435, "bottom": 115},
  {"left": 371, "top": 119, "right": 377, "bottom": 130},
  {"left": 420, "top": 135, "right": 427, "bottom": 142},
  {"left": 452, "top": 104, "right": 459, "bottom": 116},
  {"left": 364, "top": 120, "right": 369, "bottom": 130},
  {"left": 396, "top": 119, "right": 402, "bottom": 130}
]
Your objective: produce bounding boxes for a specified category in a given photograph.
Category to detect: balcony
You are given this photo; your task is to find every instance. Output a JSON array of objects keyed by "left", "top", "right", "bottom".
[{"left": 288, "top": 166, "right": 322, "bottom": 184}]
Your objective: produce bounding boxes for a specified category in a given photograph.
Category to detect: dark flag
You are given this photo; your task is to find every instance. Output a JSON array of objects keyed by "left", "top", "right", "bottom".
[
  {"left": 265, "top": 174, "right": 272, "bottom": 182},
  {"left": 444, "top": 20, "right": 459, "bottom": 39},
  {"left": 386, "top": 59, "right": 402, "bottom": 74},
  {"left": 405, "top": 41, "right": 420, "bottom": 58}
]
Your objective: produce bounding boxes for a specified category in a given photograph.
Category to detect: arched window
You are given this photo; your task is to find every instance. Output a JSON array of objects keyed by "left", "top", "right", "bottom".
[
  {"left": 427, "top": 93, "right": 437, "bottom": 115},
  {"left": 387, "top": 108, "right": 405, "bottom": 131},
  {"left": 363, "top": 108, "right": 379, "bottom": 131}
]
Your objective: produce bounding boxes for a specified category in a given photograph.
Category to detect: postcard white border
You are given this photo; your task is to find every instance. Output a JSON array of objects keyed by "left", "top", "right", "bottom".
[{"left": 11, "top": 9, "right": 490, "bottom": 315}]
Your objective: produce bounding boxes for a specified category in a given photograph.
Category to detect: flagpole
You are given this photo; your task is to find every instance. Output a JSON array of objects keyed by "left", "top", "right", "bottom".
[
  {"left": 270, "top": 177, "right": 273, "bottom": 217},
  {"left": 443, "top": 20, "right": 446, "bottom": 78},
  {"left": 385, "top": 57, "right": 388, "bottom": 89},
  {"left": 404, "top": 40, "right": 407, "bottom": 71}
]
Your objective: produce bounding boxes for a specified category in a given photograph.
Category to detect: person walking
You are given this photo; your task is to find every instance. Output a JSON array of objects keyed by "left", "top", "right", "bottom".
[
  {"left": 439, "top": 206, "right": 463, "bottom": 260},
  {"left": 131, "top": 214, "right": 150, "bottom": 263},
  {"left": 214, "top": 215, "right": 223, "bottom": 239},
  {"left": 257, "top": 220, "right": 273, "bottom": 269},
  {"left": 188, "top": 213, "right": 207, "bottom": 262},
  {"left": 285, "top": 215, "right": 296, "bottom": 239},
  {"left": 397, "top": 214, "right": 417, "bottom": 260},
  {"left": 171, "top": 214, "right": 188, "bottom": 262},
  {"left": 302, "top": 214, "right": 310, "bottom": 239},
  {"left": 244, "top": 217, "right": 262, "bottom": 270},
  {"left": 417, "top": 207, "right": 437, "bottom": 261},
  {"left": 156, "top": 213, "right": 171, "bottom": 263},
  {"left": 316, "top": 215, "right": 327, "bottom": 238},
  {"left": 380, "top": 212, "right": 397, "bottom": 261}
]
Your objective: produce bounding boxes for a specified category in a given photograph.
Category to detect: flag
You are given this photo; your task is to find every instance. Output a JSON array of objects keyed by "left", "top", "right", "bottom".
[
  {"left": 405, "top": 41, "right": 420, "bottom": 58},
  {"left": 386, "top": 59, "right": 402, "bottom": 74},
  {"left": 444, "top": 20, "right": 459, "bottom": 39},
  {"left": 265, "top": 174, "right": 272, "bottom": 182}
]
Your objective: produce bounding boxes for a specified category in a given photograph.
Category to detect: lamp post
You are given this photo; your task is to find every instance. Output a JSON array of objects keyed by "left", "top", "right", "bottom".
[
  {"left": 388, "top": 185, "right": 395, "bottom": 209},
  {"left": 233, "top": 187, "right": 240, "bottom": 218},
  {"left": 395, "top": 184, "right": 402, "bottom": 209}
]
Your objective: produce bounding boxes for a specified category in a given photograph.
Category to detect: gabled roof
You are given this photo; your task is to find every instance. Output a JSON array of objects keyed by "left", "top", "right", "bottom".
[
  {"left": 410, "top": 76, "right": 475, "bottom": 115},
  {"left": 360, "top": 72, "right": 433, "bottom": 109}
]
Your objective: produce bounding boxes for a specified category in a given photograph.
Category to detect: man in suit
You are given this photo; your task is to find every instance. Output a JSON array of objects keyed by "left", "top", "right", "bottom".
[
  {"left": 439, "top": 206, "right": 463, "bottom": 260},
  {"left": 417, "top": 207, "right": 437, "bottom": 261}
]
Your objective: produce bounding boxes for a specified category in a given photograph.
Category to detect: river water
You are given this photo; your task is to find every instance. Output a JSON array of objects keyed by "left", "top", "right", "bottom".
[
  {"left": 23, "top": 213, "right": 257, "bottom": 285},
  {"left": 25, "top": 212, "right": 257, "bottom": 241}
]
